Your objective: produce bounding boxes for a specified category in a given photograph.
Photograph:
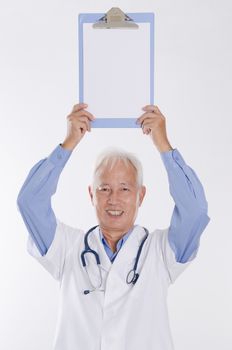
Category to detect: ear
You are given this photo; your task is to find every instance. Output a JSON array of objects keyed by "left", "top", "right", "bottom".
[
  {"left": 88, "top": 185, "right": 94, "bottom": 206},
  {"left": 138, "top": 185, "right": 146, "bottom": 207}
]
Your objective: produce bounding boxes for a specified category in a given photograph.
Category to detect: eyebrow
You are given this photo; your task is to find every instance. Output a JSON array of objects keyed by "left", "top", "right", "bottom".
[{"left": 98, "top": 182, "right": 133, "bottom": 187}]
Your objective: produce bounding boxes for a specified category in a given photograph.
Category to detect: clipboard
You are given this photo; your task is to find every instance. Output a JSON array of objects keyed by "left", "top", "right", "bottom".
[{"left": 78, "top": 8, "right": 155, "bottom": 128}]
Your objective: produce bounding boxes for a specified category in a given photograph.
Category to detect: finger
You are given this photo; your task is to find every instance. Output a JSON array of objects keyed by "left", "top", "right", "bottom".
[
  {"left": 141, "top": 121, "right": 154, "bottom": 135},
  {"left": 72, "top": 103, "right": 88, "bottom": 112},
  {"left": 67, "top": 114, "right": 91, "bottom": 132},
  {"left": 136, "top": 113, "right": 157, "bottom": 125},
  {"left": 142, "top": 105, "right": 160, "bottom": 113},
  {"left": 77, "top": 120, "right": 89, "bottom": 133},
  {"left": 143, "top": 127, "right": 151, "bottom": 135},
  {"left": 136, "top": 112, "right": 151, "bottom": 125},
  {"left": 141, "top": 124, "right": 151, "bottom": 135},
  {"left": 142, "top": 120, "right": 154, "bottom": 129},
  {"left": 142, "top": 119, "right": 154, "bottom": 126},
  {"left": 72, "top": 109, "right": 95, "bottom": 121},
  {"left": 77, "top": 116, "right": 92, "bottom": 131},
  {"left": 73, "top": 117, "right": 91, "bottom": 132}
]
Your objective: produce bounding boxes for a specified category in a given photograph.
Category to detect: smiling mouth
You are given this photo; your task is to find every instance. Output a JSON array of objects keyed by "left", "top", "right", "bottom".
[{"left": 106, "top": 210, "right": 124, "bottom": 217}]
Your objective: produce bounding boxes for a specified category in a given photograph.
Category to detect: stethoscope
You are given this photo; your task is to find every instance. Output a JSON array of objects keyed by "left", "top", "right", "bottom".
[{"left": 81, "top": 225, "right": 149, "bottom": 295}]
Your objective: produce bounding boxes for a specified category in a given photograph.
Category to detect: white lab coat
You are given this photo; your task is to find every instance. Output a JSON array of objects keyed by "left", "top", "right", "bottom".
[{"left": 27, "top": 220, "right": 193, "bottom": 350}]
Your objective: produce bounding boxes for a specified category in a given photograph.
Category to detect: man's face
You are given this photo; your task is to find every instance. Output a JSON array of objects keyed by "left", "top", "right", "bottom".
[{"left": 88, "top": 160, "right": 146, "bottom": 235}]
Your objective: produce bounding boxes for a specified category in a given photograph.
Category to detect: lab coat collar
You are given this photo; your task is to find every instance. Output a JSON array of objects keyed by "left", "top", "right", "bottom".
[
  {"left": 99, "top": 225, "right": 135, "bottom": 262},
  {"left": 88, "top": 225, "right": 148, "bottom": 273}
]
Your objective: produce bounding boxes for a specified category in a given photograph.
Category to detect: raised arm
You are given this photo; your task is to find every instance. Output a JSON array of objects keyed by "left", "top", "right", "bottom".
[
  {"left": 17, "top": 103, "right": 95, "bottom": 255},
  {"left": 137, "top": 105, "right": 210, "bottom": 263}
]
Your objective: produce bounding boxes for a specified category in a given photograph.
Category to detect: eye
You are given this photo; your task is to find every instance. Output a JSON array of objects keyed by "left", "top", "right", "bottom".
[
  {"left": 98, "top": 186, "right": 110, "bottom": 192},
  {"left": 122, "top": 187, "right": 130, "bottom": 191}
]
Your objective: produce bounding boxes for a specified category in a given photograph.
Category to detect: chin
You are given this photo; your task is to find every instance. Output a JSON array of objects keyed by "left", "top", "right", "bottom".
[{"left": 101, "top": 219, "right": 132, "bottom": 232}]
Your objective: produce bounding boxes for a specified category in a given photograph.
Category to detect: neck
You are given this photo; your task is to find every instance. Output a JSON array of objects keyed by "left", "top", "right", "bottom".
[{"left": 100, "top": 226, "right": 133, "bottom": 253}]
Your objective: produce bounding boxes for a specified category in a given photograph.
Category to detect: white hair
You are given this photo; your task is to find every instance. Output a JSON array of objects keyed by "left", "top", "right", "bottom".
[{"left": 92, "top": 148, "right": 143, "bottom": 191}]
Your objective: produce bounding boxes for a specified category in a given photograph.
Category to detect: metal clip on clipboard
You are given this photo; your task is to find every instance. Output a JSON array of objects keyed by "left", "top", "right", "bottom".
[{"left": 93, "top": 7, "right": 139, "bottom": 29}]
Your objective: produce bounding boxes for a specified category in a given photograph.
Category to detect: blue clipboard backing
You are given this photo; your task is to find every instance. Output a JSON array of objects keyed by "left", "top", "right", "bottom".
[{"left": 78, "top": 13, "right": 154, "bottom": 128}]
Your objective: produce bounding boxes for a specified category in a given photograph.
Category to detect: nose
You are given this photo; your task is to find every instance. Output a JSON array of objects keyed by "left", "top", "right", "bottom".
[{"left": 107, "top": 189, "right": 120, "bottom": 205}]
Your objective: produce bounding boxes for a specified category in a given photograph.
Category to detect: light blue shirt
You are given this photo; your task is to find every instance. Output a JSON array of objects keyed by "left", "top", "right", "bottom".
[
  {"left": 17, "top": 145, "right": 210, "bottom": 263},
  {"left": 99, "top": 227, "right": 134, "bottom": 263}
]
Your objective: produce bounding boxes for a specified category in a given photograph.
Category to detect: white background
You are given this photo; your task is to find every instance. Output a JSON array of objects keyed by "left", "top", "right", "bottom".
[{"left": 0, "top": 0, "right": 231, "bottom": 349}]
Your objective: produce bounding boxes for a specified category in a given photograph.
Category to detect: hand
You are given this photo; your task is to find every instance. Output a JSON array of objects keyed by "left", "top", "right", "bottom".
[
  {"left": 62, "top": 103, "right": 95, "bottom": 150},
  {"left": 136, "top": 105, "right": 173, "bottom": 153}
]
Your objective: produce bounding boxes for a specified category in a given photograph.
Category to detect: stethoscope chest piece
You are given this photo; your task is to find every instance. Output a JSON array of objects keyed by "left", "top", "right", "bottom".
[{"left": 126, "top": 269, "right": 139, "bottom": 285}]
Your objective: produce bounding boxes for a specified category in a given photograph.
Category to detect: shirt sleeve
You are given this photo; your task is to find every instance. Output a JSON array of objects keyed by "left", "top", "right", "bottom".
[
  {"left": 160, "top": 149, "right": 210, "bottom": 263},
  {"left": 17, "top": 145, "right": 72, "bottom": 256}
]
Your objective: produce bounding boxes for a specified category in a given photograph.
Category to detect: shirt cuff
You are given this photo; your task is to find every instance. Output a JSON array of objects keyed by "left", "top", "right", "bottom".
[
  {"left": 160, "top": 149, "right": 186, "bottom": 171},
  {"left": 47, "top": 144, "right": 72, "bottom": 167}
]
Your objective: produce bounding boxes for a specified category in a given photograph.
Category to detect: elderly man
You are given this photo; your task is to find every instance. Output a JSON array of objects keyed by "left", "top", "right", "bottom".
[{"left": 17, "top": 104, "right": 210, "bottom": 350}]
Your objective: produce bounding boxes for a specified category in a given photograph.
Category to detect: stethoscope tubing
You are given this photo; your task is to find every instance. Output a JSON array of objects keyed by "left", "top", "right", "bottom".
[
  {"left": 81, "top": 225, "right": 100, "bottom": 267},
  {"left": 81, "top": 225, "right": 149, "bottom": 291}
]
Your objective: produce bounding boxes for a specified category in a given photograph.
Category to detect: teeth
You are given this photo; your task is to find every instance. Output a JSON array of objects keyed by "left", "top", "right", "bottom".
[{"left": 107, "top": 210, "right": 123, "bottom": 216}]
